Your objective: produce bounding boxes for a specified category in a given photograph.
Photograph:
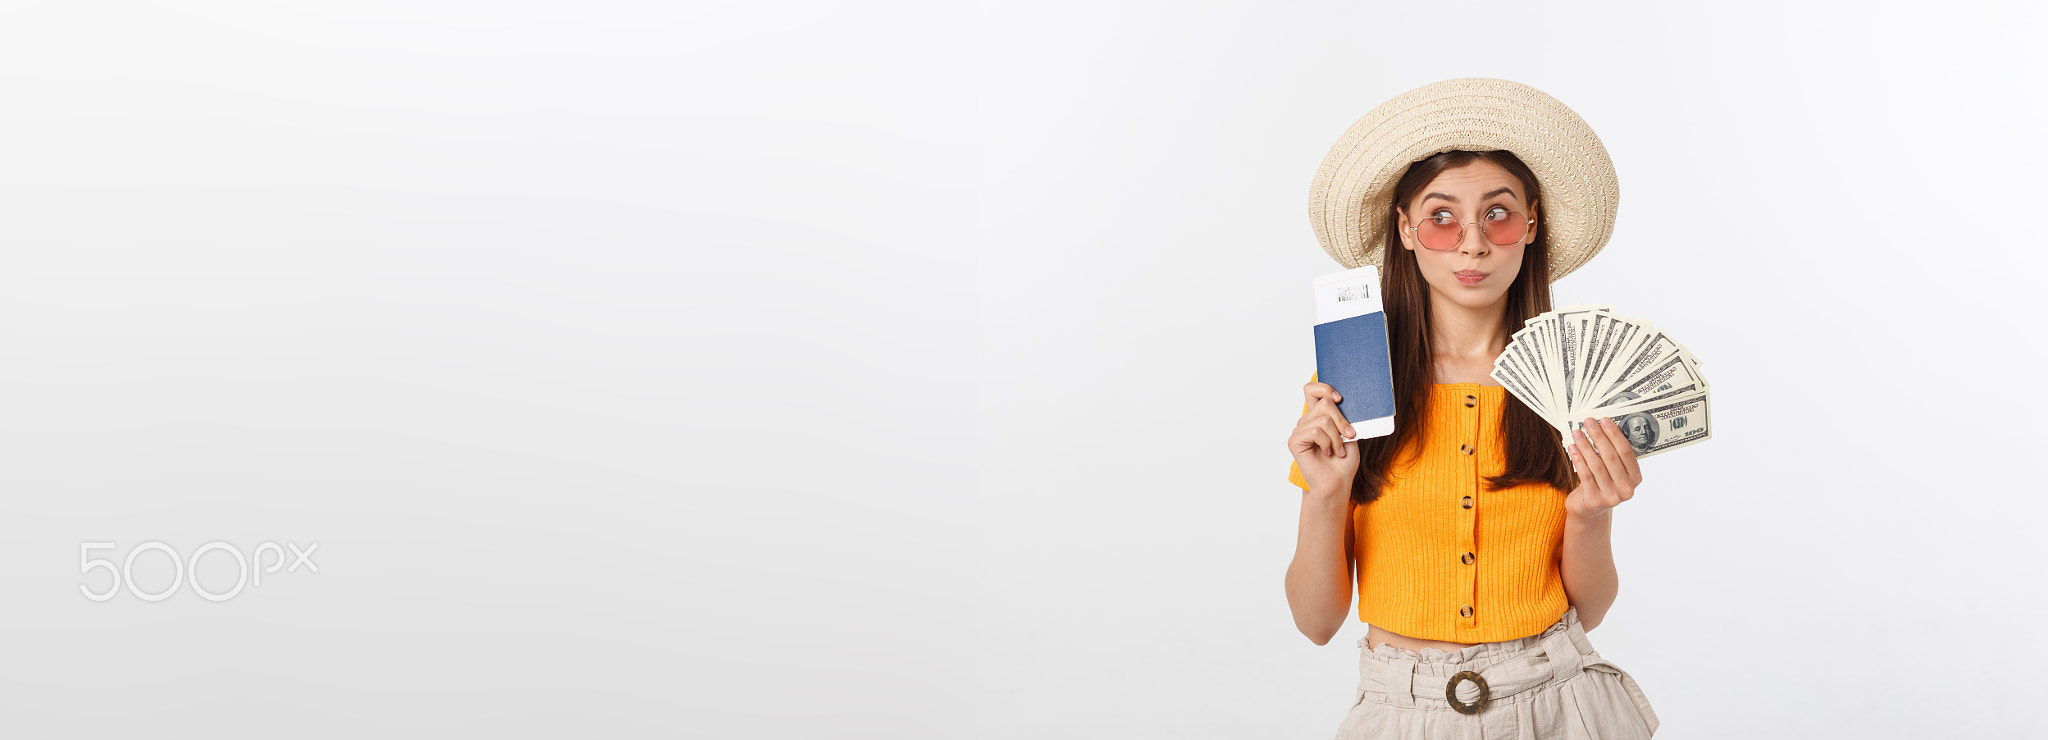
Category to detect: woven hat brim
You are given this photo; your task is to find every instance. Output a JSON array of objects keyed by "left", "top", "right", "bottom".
[{"left": 1308, "top": 78, "right": 1618, "bottom": 282}]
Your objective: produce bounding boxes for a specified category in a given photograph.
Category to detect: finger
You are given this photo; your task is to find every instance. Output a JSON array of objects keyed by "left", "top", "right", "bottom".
[
  {"left": 1301, "top": 381, "right": 1333, "bottom": 418},
  {"left": 1293, "top": 423, "right": 1338, "bottom": 459},
  {"left": 1290, "top": 426, "right": 1319, "bottom": 457},
  {"left": 1312, "top": 399, "right": 1353, "bottom": 452},
  {"left": 1579, "top": 420, "right": 1617, "bottom": 477},
  {"left": 1315, "top": 396, "right": 1352, "bottom": 436},
  {"left": 1573, "top": 425, "right": 1615, "bottom": 496},
  {"left": 1321, "top": 409, "right": 1354, "bottom": 445},
  {"left": 1310, "top": 425, "right": 1339, "bottom": 457},
  {"left": 1566, "top": 439, "right": 1594, "bottom": 494},
  {"left": 1584, "top": 422, "right": 1626, "bottom": 505},
  {"left": 1294, "top": 401, "right": 1335, "bottom": 449},
  {"left": 1319, "top": 417, "right": 1352, "bottom": 457},
  {"left": 1593, "top": 417, "right": 1636, "bottom": 489},
  {"left": 1294, "top": 425, "right": 1321, "bottom": 456},
  {"left": 1600, "top": 416, "right": 1644, "bottom": 484},
  {"left": 1307, "top": 421, "right": 1335, "bottom": 457}
]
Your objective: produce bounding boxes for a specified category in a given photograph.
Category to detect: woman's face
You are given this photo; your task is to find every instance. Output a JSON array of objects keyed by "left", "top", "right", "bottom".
[{"left": 1395, "top": 159, "right": 1537, "bottom": 311}]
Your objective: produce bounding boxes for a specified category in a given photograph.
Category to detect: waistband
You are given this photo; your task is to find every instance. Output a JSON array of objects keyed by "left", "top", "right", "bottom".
[{"left": 1354, "top": 606, "right": 1600, "bottom": 711}]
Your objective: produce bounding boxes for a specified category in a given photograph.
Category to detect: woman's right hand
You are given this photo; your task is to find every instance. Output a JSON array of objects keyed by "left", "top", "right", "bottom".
[{"left": 1289, "top": 380, "right": 1360, "bottom": 494}]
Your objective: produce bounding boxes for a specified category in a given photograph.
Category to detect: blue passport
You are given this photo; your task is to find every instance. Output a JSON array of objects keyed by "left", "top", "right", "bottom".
[{"left": 1312, "top": 267, "right": 1396, "bottom": 440}]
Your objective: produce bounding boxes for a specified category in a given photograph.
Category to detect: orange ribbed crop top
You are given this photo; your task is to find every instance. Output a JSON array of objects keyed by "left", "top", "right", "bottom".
[{"left": 1289, "top": 374, "right": 1570, "bottom": 643}]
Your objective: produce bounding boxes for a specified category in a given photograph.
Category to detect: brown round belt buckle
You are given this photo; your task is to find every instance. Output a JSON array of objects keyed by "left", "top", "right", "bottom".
[{"left": 1445, "top": 670, "right": 1490, "bottom": 715}]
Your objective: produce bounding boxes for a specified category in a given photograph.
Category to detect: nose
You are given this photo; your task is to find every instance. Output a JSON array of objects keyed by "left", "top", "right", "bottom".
[{"left": 1457, "top": 220, "right": 1490, "bottom": 257}]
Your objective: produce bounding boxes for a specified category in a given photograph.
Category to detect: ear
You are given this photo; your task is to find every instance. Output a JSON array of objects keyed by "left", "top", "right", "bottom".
[
  {"left": 1524, "top": 198, "right": 1541, "bottom": 245},
  {"left": 1394, "top": 208, "right": 1417, "bottom": 252}
]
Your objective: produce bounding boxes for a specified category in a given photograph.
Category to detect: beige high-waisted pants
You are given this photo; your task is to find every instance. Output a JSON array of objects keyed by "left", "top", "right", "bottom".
[{"left": 1335, "top": 607, "right": 1659, "bottom": 739}]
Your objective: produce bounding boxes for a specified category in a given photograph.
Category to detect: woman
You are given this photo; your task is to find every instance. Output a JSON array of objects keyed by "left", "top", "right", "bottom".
[{"left": 1285, "top": 79, "right": 1660, "bottom": 738}]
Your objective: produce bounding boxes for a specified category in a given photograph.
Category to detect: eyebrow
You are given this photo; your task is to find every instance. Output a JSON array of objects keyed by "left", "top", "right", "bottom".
[{"left": 1421, "top": 187, "right": 1521, "bottom": 205}]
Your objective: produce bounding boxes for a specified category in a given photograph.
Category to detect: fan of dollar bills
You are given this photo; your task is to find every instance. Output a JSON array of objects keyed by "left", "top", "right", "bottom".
[{"left": 1490, "top": 304, "right": 1712, "bottom": 459}]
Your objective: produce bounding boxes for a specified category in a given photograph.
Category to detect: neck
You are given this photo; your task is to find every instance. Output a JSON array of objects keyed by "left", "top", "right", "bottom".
[{"left": 1427, "top": 290, "right": 1509, "bottom": 360}]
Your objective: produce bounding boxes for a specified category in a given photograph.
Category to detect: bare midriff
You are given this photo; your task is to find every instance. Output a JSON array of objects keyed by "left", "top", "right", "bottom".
[{"left": 1366, "top": 623, "right": 1479, "bottom": 654}]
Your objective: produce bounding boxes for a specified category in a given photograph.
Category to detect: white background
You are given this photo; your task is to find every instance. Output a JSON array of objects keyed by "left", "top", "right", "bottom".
[{"left": 0, "top": 1, "right": 2041, "bottom": 738}]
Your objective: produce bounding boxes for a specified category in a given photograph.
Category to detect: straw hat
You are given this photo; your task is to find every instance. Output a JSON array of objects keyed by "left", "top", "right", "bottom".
[{"left": 1307, "top": 78, "right": 1619, "bottom": 282}]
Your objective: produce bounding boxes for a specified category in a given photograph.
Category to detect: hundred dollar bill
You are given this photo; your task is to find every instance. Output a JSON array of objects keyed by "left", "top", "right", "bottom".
[
  {"left": 1558, "top": 305, "right": 1611, "bottom": 412},
  {"left": 1577, "top": 313, "right": 1602, "bottom": 407},
  {"left": 1492, "top": 358, "right": 1550, "bottom": 420},
  {"left": 1673, "top": 338, "right": 1708, "bottom": 386},
  {"left": 1522, "top": 314, "right": 1553, "bottom": 395},
  {"left": 1510, "top": 323, "right": 1556, "bottom": 414},
  {"left": 1584, "top": 319, "right": 1651, "bottom": 402},
  {"left": 1586, "top": 312, "right": 1631, "bottom": 408},
  {"left": 1590, "top": 353, "right": 1707, "bottom": 411},
  {"left": 1566, "top": 390, "right": 1711, "bottom": 460},
  {"left": 1538, "top": 320, "right": 1561, "bottom": 411},
  {"left": 1594, "top": 381, "right": 1701, "bottom": 416},
  {"left": 1592, "top": 329, "right": 1695, "bottom": 403},
  {"left": 1556, "top": 316, "right": 1581, "bottom": 411},
  {"left": 1584, "top": 313, "right": 1642, "bottom": 408}
]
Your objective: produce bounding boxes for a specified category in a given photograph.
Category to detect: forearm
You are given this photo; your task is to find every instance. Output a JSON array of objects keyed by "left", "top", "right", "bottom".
[
  {"left": 1284, "top": 488, "right": 1353, "bottom": 645},
  {"left": 1559, "top": 509, "right": 1618, "bottom": 631}
]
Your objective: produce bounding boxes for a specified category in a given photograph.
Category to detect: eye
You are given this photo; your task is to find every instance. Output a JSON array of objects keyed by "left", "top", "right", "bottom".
[
  {"left": 1483, "top": 206, "right": 1511, "bottom": 222},
  {"left": 1427, "top": 210, "right": 1456, "bottom": 224}
]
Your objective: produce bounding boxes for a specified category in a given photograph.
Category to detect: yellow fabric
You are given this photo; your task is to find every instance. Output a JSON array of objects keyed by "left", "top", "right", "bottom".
[{"left": 1289, "top": 373, "right": 1570, "bottom": 643}]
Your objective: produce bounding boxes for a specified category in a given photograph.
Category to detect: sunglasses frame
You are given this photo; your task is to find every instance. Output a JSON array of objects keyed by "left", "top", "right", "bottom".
[{"left": 1403, "top": 205, "right": 1538, "bottom": 251}]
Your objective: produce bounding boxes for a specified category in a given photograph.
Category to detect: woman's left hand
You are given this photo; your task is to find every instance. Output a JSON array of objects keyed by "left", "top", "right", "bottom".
[{"left": 1565, "top": 416, "right": 1643, "bottom": 520}]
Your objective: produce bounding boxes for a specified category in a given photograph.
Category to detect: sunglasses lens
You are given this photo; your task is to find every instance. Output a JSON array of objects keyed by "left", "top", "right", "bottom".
[
  {"left": 1483, "top": 210, "right": 1528, "bottom": 245},
  {"left": 1416, "top": 216, "right": 1461, "bottom": 250}
]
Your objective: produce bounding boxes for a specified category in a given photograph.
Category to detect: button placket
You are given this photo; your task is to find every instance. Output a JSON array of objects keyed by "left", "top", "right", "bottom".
[{"left": 1456, "top": 389, "right": 1480, "bottom": 631}]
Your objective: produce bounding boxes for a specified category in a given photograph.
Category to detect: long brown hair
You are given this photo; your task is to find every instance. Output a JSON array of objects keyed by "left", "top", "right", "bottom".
[{"left": 1347, "top": 150, "right": 1577, "bottom": 505}]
